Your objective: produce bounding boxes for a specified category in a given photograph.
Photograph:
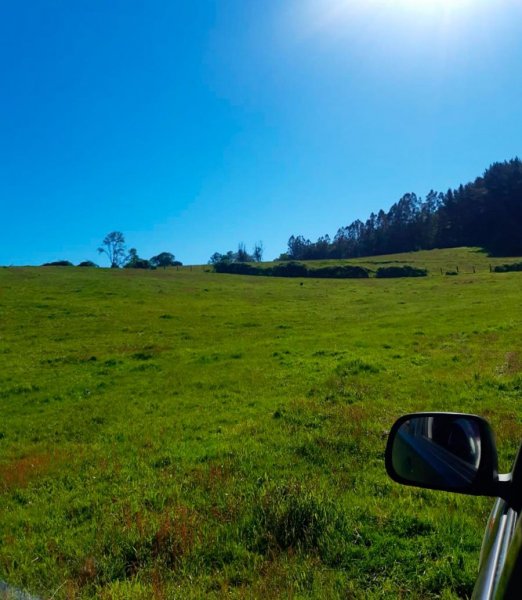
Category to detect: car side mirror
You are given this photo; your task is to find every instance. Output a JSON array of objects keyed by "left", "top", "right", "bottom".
[{"left": 385, "top": 413, "right": 504, "bottom": 497}]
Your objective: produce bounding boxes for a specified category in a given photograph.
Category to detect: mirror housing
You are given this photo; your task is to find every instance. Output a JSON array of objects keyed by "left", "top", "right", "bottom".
[{"left": 385, "top": 413, "right": 506, "bottom": 498}]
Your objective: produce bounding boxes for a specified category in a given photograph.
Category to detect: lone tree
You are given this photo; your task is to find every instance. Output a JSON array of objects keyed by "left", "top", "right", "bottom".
[
  {"left": 150, "top": 252, "right": 178, "bottom": 269},
  {"left": 98, "top": 231, "right": 126, "bottom": 268}
]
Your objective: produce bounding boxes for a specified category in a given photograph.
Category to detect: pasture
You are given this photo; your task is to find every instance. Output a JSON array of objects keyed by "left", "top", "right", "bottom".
[{"left": 1, "top": 248, "right": 521, "bottom": 599}]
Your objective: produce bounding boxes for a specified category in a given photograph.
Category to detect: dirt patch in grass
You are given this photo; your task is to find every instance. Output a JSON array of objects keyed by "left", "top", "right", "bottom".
[{"left": 0, "top": 451, "right": 65, "bottom": 491}]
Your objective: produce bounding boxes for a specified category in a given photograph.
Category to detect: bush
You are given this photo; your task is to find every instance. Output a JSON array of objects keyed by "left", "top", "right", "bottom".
[
  {"left": 212, "top": 261, "right": 371, "bottom": 279},
  {"left": 494, "top": 262, "right": 522, "bottom": 273},
  {"left": 213, "top": 262, "right": 260, "bottom": 275},
  {"left": 78, "top": 261, "right": 98, "bottom": 267},
  {"left": 42, "top": 260, "right": 73, "bottom": 267},
  {"left": 310, "top": 265, "right": 370, "bottom": 279},
  {"left": 375, "top": 266, "right": 428, "bottom": 278},
  {"left": 270, "top": 262, "right": 309, "bottom": 277},
  {"left": 124, "top": 259, "right": 151, "bottom": 269}
]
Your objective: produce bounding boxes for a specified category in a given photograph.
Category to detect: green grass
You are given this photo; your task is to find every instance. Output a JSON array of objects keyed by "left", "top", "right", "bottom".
[
  {"left": 1, "top": 248, "right": 521, "bottom": 598},
  {"left": 268, "top": 246, "right": 522, "bottom": 275}
]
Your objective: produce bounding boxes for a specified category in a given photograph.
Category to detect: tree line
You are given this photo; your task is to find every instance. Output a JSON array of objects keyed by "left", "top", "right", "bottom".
[
  {"left": 209, "top": 242, "right": 263, "bottom": 265},
  {"left": 279, "top": 158, "right": 522, "bottom": 261}
]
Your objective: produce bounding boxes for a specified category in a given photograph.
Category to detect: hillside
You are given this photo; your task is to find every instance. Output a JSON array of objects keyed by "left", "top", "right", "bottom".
[
  {"left": 216, "top": 247, "right": 522, "bottom": 279},
  {"left": 282, "top": 158, "right": 522, "bottom": 260},
  {"left": 1, "top": 250, "right": 522, "bottom": 598}
]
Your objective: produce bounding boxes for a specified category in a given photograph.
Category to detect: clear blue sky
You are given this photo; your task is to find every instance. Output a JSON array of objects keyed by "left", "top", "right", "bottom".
[{"left": 2, "top": 0, "right": 521, "bottom": 266}]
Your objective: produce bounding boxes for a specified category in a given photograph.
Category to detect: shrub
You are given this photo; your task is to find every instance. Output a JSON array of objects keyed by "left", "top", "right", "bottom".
[
  {"left": 213, "top": 262, "right": 260, "bottom": 275},
  {"left": 78, "top": 261, "right": 98, "bottom": 267},
  {"left": 212, "top": 261, "right": 372, "bottom": 279},
  {"left": 124, "top": 259, "right": 151, "bottom": 269},
  {"left": 310, "top": 265, "right": 370, "bottom": 279},
  {"left": 494, "top": 262, "right": 522, "bottom": 273},
  {"left": 42, "top": 260, "right": 73, "bottom": 266},
  {"left": 270, "top": 262, "right": 309, "bottom": 277},
  {"left": 375, "top": 265, "right": 428, "bottom": 278}
]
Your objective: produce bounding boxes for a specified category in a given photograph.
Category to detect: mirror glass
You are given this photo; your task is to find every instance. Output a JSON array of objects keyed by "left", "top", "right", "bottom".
[{"left": 391, "top": 415, "right": 483, "bottom": 489}]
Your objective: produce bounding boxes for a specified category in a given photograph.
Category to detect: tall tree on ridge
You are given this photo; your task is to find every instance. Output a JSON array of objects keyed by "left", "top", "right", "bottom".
[{"left": 98, "top": 231, "right": 126, "bottom": 268}]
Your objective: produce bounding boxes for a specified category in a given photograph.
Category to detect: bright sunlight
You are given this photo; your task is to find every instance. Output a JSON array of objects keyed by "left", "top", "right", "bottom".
[
  {"left": 330, "top": 0, "right": 481, "bottom": 14},
  {"left": 287, "top": 0, "right": 482, "bottom": 45},
  {"left": 379, "top": 0, "right": 471, "bottom": 8}
]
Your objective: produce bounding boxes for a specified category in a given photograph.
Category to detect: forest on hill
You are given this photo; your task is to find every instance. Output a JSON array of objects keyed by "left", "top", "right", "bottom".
[{"left": 280, "top": 158, "right": 522, "bottom": 260}]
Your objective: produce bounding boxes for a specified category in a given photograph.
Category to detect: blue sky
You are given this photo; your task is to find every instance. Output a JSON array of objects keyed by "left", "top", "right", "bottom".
[{"left": 1, "top": 0, "right": 521, "bottom": 266}]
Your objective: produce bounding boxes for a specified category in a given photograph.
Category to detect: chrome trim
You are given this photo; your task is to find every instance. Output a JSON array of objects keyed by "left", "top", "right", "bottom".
[{"left": 473, "top": 500, "right": 512, "bottom": 599}]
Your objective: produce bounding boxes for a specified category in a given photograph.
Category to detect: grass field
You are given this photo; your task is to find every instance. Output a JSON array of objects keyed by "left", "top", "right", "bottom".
[{"left": 1, "top": 248, "right": 522, "bottom": 599}]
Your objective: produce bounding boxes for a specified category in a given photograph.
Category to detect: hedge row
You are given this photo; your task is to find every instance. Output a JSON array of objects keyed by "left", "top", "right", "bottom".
[
  {"left": 213, "top": 261, "right": 370, "bottom": 278},
  {"left": 213, "top": 262, "right": 428, "bottom": 279},
  {"left": 375, "top": 266, "right": 428, "bottom": 278},
  {"left": 493, "top": 262, "right": 522, "bottom": 273}
]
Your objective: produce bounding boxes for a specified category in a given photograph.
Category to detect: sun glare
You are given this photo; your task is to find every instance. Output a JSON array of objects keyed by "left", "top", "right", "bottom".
[
  {"left": 320, "top": 0, "right": 477, "bottom": 16},
  {"left": 387, "top": 0, "right": 469, "bottom": 9},
  {"left": 288, "top": 0, "right": 478, "bottom": 40},
  {"left": 359, "top": 0, "right": 475, "bottom": 13}
]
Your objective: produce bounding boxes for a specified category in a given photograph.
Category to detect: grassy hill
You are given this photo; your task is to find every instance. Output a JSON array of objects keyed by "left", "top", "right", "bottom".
[
  {"left": 262, "top": 246, "right": 520, "bottom": 272},
  {"left": 1, "top": 248, "right": 522, "bottom": 598}
]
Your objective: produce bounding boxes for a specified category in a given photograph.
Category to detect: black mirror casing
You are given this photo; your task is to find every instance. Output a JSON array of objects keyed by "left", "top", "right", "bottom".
[{"left": 385, "top": 412, "right": 502, "bottom": 497}]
